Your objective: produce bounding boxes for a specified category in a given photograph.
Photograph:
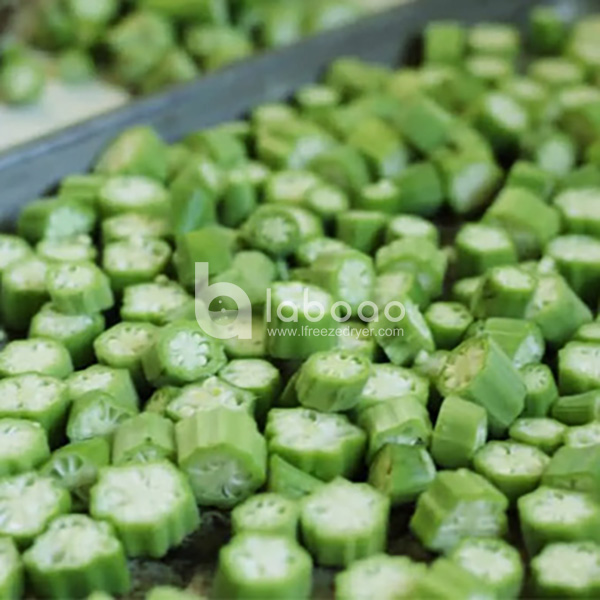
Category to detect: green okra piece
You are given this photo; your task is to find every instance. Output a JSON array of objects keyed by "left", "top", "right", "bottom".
[
  {"left": 518, "top": 486, "right": 600, "bottom": 555},
  {"left": 565, "top": 422, "right": 600, "bottom": 448},
  {"left": 542, "top": 444, "right": 600, "bottom": 498},
  {"left": 0, "top": 338, "right": 73, "bottom": 380},
  {"left": 184, "top": 127, "right": 247, "bottom": 169},
  {"left": 310, "top": 145, "right": 371, "bottom": 198},
  {"left": 145, "top": 386, "right": 180, "bottom": 417},
  {"left": 91, "top": 461, "right": 200, "bottom": 558},
  {"left": 176, "top": 408, "right": 267, "bottom": 508},
  {"left": 396, "top": 161, "right": 445, "bottom": 217},
  {"left": 0, "top": 419, "right": 50, "bottom": 477},
  {"left": 356, "top": 180, "right": 401, "bottom": 214},
  {"left": 301, "top": 477, "right": 389, "bottom": 568},
  {"left": 465, "top": 55, "right": 514, "bottom": 86},
  {"left": 519, "top": 363, "right": 559, "bottom": 417},
  {"left": 335, "top": 210, "right": 387, "bottom": 254},
  {"left": 98, "top": 176, "right": 170, "bottom": 219},
  {"left": 425, "top": 302, "right": 473, "bottom": 350},
  {"left": 552, "top": 391, "right": 600, "bottom": 426},
  {"left": 574, "top": 322, "right": 600, "bottom": 344},
  {"left": 267, "top": 454, "right": 323, "bottom": 501},
  {"left": 0, "top": 52, "right": 45, "bottom": 105},
  {"left": 0, "top": 234, "right": 32, "bottom": 284},
  {"left": 468, "top": 23, "right": 520, "bottom": 59},
  {"left": 559, "top": 342, "right": 600, "bottom": 394},
  {"left": 424, "top": 21, "right": 467, "bottom": 65},
  {"left": 231, "top": 492, "right": 299, "bottom": 538},
  {"left": 437, "top": 336, "right": 526, "bottom": 436},
  {"left": 509, "top": 417, "right": 566, "bottom": 455},
  {"left": 112, "top": 413, "right": 175, "bottom": 465},
  {"left": 266, "top": 408, "right": 365, "bottom": 482},
  {"left": 41, "top": 437, "right": 110, "bottom": 510},
  {"left": 449, "top": 537, "right": 524, "bottom": 600},
  {"left": 58, "top": 174, "right": 104, "bottom": 207},
  {"left": 223, "top": 315, "right": 267, "bottom": 359},
  {"left": 37, "top": 235, "right": 98, "bottom": 264},
  {"left": 295, "top": 350, "right": 370, "bottom": 413},
  {"left": 67, "top": 365, "right": 139, "bottom": 409},
  {"left": 530, "top": 541, "right": 600, "bottom": 598},
  {"left": 335, "top": 554, "right": 425, "bottom": 600},
  {"left": 304, "top": 183, "right": 350, "bottom": 222},
  {"left": 529, "top": 57, "right": 584, "bottom": 89},
  {"left": 385, "top": 214, "right": 440, "bottom": 246},
  {"left": 454, "top": 223, "right": 517, "bottom": 278},
  {"left": 368, "top": 443, "right": 436, "bottom": 506},
  {"left": 0, "top": 472, "right": 71, "bottom": 547},
  {"left": 326, "top": 57, "right": 388, "bottom": 99},
  {"left": 374, "top": 270, "right": 428, "bottom": 311},
  {"left": 146, "top": 586, "right": 202, "bottom": 600},
  {"left": 431, "top": 395, "right": 487, "bottom": 469},
  {"left": 410, "top": 468, "right": 509, "bottom": 553},
  {"left": 529, "top": 6, "right": 567, "bottom": 55},
  {"left": 213, "top": 533, "right": 312, "bottom": 600},
  {"left": 189, "top": 25, "right": 253, "bottom": 71},
  {"left": 263, "top": 170, "right": 320, "bottom": 206},
  {"left": 554, "top": 188, "right": 600, "bottom": 238},
  {"left": 451, "top": 276, "right": 482, "bottom": 307},
  {"left": 505, "top": 160, "right": 555, "bottom": 201},
  {"left": 141, "top": 48, "right": 198, "bottom": 95},
  {"left": 0, "top": 537, "right": 23, "bottom": 600},
  {"left": 501, "top": 76, "right": 549, "bottom": 123},
  {"left": 95, "top": 126, "right": 168, "bottom": 181},
  {"left": 220, "top": 168, "right": 259, "bottom": 228},
  {"left": 530, "top": 129, "right": 577, "bottom": 177},
  {"left": 473, "top": 440, "right": 550, "bottom": 501},
  {"left": 23, "top": 514, "right": 130, "bottom": 599},
  {"left": 30, "top": 303, "right": 106, "bottom": 369},
  {"left": 296, "top": 84, "right": 341, "bottom": 123}
]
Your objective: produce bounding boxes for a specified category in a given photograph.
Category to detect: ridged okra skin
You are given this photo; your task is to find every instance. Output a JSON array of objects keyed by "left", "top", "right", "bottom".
[
  {"left": 0, "top": 537, "right": 23, "bottom": 599},
  {"left": 542, "top": 444, "right": 600, "bottom": 498},
  {"left": 267, "top": 455, "right": 323, "bottom": 500},
  {"left": 231, "top": 492, "right": 299, "bottom": 538},
  {"left": 0, "top": 418, "right": 50, "bottom": 477},
  {"left": 508, "top": 417, "right": 566, "bottom": 454}
]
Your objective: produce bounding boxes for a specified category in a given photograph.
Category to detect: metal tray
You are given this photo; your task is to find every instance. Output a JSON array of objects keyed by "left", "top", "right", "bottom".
[{"left": 0, "top": 0, "right": 595, "bottom": 226}]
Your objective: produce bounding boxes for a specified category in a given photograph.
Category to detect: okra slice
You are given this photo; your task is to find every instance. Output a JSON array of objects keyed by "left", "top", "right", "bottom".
[
  {"left": 469, "top": 23, "right": 520, "bottom": 59},
  {"left": 501, "top": 77, "right": 549, "bottom": 122},
  {"left": 176, "top": 409, "right": 267, "bottom": 508},
  {"left": 531, "top": 129, "right": 577, "bottom": 177},
  {"left": 385, "top": 214, "right": 440, "bottom": 246},
  {"left": 0, "top": 537, "right": 23, "bottom": 599},
  {"left": 112, "top": 413, "right": 175, "bottom": 465},
  {"left": 518, "top": 486, "right": 600, "bottom": 554},
  {"left": 0, "top": 472, "right": 71, "bottom": 547},
  {"left": 46, "top": 261, "right": 114, "bottom": 316},
  {"left": 17, "top": 198, "right": 96, "bottom": 244},
  {"left": 98, "top": 176, "right": 169, "bottom": 219},
  {"left": 120, "top": 278, "right": 191, "bottom": 326},
  {"left": 454, "top": 223, "right": 517, "bottom": 278},
  {"left": 0, "top": 52, "right": 45, "bottom": 105},
  {"left": 219, "top": 359, "right": 281, "bottom": 422},
  {"left": 304, "top": 183, "right": 349, "bottom": 222},
  {"left": 470, "top": 265, "right": 536, "bottom": 319},
  {"left": 301, "top": 477, "right": 389, "bottom": 567},
  {"left": 368, "top": 444, "right": 436, "bottom": 506},
  {"left": 335, "top": 322, "right": 378, "bottom": 361},
  {"left": 335, "top": 210, "right": 387, "bottom": 254},
  {"left": 542, "top": 444, "right": 600, "bottom": 498},
  {"left": 142, "top": 320, "right": 227, "bottom": 387},
  {"left": 295, "top": 350, "right": 370, "bottom": 413},
  {"left": 0, "top": 234, "right": 32, "bottom": 285},
  {"left": 264, "top": 170, "right": 320, "bottom": 206},
  {"left": 449, "top": 537, "right": 524, "bottom": 599},
  {"left": 506, "top": 160, "right": 555, "bottom": 201},
  {"left": 265, "top": 408, "right": 366, "bottom": 481},
  {"left": 431, "top": 396, "right": 487, "bottom": 469},
  {"left": 465, "top": 55, "right": 513, "bottom": 87},
  {"left": 335, "top": 553, "right": 425, "bottom": 600},
  {"left": 146, "top": 586, "right": 200, "bottom": 600},
  {"left": 374, "top": 270, "right": 428, "bottom": 311},
  {"left": 67, "top": 365, "right": 138, "bottom": 409},
  {"left": 424, "top": 20, "right": 467, "bottom": 65},
  {"left": 296, "top": 84, "right": 341, "bottom": 121},
  {"left": 559, "top": 342, "right": 600, "bottom": 394},
  {"left": 166, "top": 377, "right": 255, "bottom": 422},
  {"left": 358, "top": 396, "right": 431, "bottom": 462},
  {"left": 41, "top": 437, "right": 110, "bottom": 510},
  {"left": 519, "top": 364, "right": 558, "bottom": 417},
  {"left": 102, "top": 237, "right": 172, "bottom": 292},
  {"left": 223, "top": 315, "right": 267, "bottom": 360},
  {"left": 553, "top": 188, "right": 600, "bottom": 238},
  {"left": 0, "top": 338, "right": 73, "bottom": 379},
  {"left": 90, "top": 461, "right": 200, "bottom": 558},
  {"left": 23, "top": 514, "right": 129, "bottom": 599},
  {"left": 220, "top": 168, "right": 258, "bottom": 228},
  {"left": 213, "top": 533, "right": 312, "bottom": 600},
  {"left": 451, "top": 276, "right": 482, "bottom": 307},
  {"left": 552, "top": 391, "right": 600, "bottom": 426},
  {"left": 66, "top": 391, "right": 138, "bottom": 443},
  {"left": 565, "top": 422, "right": 600, "bottom": 448},
  {"left": 145, "top": 386, "right": 179, "bottom": 417},
  {"left": 437, "top": 336, "right": 526, "bottom": 435},
  {"left": 267, "top": 454, "right": 324, "bottom": 500},
  {"left": 531, "top": 541, "right": 600, "bottom": 598},
  {"left": 37, "top": 234, "right": 98, "bottom": 264},
  {"left": 396, "top": 161, "right": 445, "bottom": 217},
  {"left": 0, "top": 419, "right": 50, "bottom": 477},
  {"left": 30, "top": 303, "right": 105, "bottom": 368},
  {"left": 425, "top": 302, "right": 473, "bottom": 350},
  {"left": 410, "top": 468, "right": 509, "bottom": 553},
  {"left": 241, "top": 204, "right": 302, "bottom": 258},
  {"left": 473, "top": 441, "right": 550, "bottom": 501},
  {"left": 509, "top": 417, "right": 566, "bottom": 455},
  {"left": 101, "top": 212, "right": 172, "bottom": 243},
  {"left": 574, "top": 322, "right": 600, "bottom": 344},
  {"left": 1, "top": 256, "right": 50, "bottom": 332},
  {"left": 231, "top": 492, "right": 299, "bottom": 538},
  {"left": 58, "top": 174, "right": 104, "bottom": 208}
]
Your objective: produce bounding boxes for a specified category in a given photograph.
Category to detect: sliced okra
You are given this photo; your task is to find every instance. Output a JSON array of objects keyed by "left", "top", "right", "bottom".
[
  {"left": 509, "top": 417, "right": 566, "bottom": 455},
  {"left": 505, "top": 160, "right": 555, "bottom": 200},
  {"left": 565, "top": 422, "right": 600, "bottom": 448},
  {"left": 263, "top": 170, "right": 320, "bottom": 206},
  {"left": 223, "top": 315, "right": 267, "bottom": 359},
  {"left": 296, "top": 84, "right": 341, "bottom": 122},
  {"left": 501, "top": 77, "right": 549, "bottom": 122},
  {"left": 231, "top": 492, "right": 299, "bottom": 538},
  {"left": 374, "top": 270, "right": 428, "bottom": 311},
  {"left": 385, "top": 214, "right": 440, "bottom": 246},
  {"left": 0, "top": 234, "right": 32, "bottom": 285},
  {"left": 451, "top": 276, "right": 482, "bottom": 307},
  {"left": 37, "top": 234, "right": 97, "bottom": 264},
  {"left": 574, "top": 322, "right": 600, "bottom": 344},
  {"left": 267, "top": 454, "right": 323, "bottom": 500},
  {"left": 396, "top": 162, "right": 445, "bottom": 217},
  {"left": 0, "top": 338, "right": 73, "bottom": 379},
  {"left": 98, "top": 176, "right": 169, "bottom": 219},
  {"left": 0, "top": 53, "right": 45, "bottom": 105},
  {"left": 101, "top": 212, "right": 172, "bottom": 243},
  {"left": 356, "top": 180, "right": 401, "bottom": 214},
  {"left": 425, "top": 302, "right": 473, "bottom": 350},
  {"left": 326, "top": 58, "right": 388, "bottom": 99},
  {"left": 58, "top": 174, "right": 105, "bottom": 208},
  {"left": 519, "top": 363, "right": 559, "bottom": 417},
  {"left": 424, "top": 21, "right": 467, "bottom": 65},
  {"left": 468, "top": 23, "right": 520, "bottom": 59},
  {"left": 0, "top": 537, "right": 22, "bottom": 599},
  {"left": 335, "top": 210, "right": 387, "bottom": 254},
  {"left": 552, "top": 391, "right": 600, "bottom": 426},
  {"left": 220, "top": 168, "right": 258, "bottom": 228},
  {"left": 542, "top": 444, "right": 600, "bottom": 498},
  {"left": 554, "top": 188, "right": 600, "bottom": 238},
  {"left": 0, "top": 419, "right": 50, "bottom": 477},
  {"left": 559, "top": 342, "right": 600, "bottom": 394},
  {"left": 67, "top": 365, "right": 139, "bottom": 409},
  {"left": 304, "top": 183, "right": 350, "bottom": 222}
]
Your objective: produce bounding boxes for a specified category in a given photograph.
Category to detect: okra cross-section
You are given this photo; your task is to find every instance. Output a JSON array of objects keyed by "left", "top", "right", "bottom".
[
  {"left": 0, "top": 537, "right": 23, "bottom": 600},
  {"left": 0, "top": 419, "right": 50, "bottom": 477},
  {"left": 267, "top": 455, "right": 323, "bottom": 500},
  {"left": 265, "top": 408, "right": 366, "bottom": 481},
  {"left": 508, "top": 417, "right": 566, "bottom": 454},
  {"left": 142, "top": 320, "right": 227, "bottom": 387},
  {"left": 542, "top": 444, "right": 600, "bottom": 498},
  {"left": 66, "top": 364, "right": 139, "bottom": 408},
  {"left": 90, "top": 461, "right": 200, "bottom": 558},
  {"left": 558, "top": 341, "right": 600, "bottom": 394},
  {"left": 23, "top": 515, "right": 130, "bottom": 599},
  {"left": 519, "top": 363, "right": 559, "bottom": 417},
  {"left": 176, "top": 409, "right": 267, "bottom": 509},
  {"left": 300, "top": 477, "right": 390, "bottom": 567},
  {"left": 410, "top": 468, "right": 509, "bottom": 553},
  {"left": 0, "top": 338, "right": 73, "bottom": 380},
  {"left": 213, "top": 533, "right": 313, "bottom": 600},
  {"left": 231, "top": 492, "right": 299, "bottom": 538},
  {"left": 565, "top": 421, "right": 600, "bottom": 448},
  {"left": 112, "top": 413, "right": 175, "bottom": 465},
  {"left": 98, "top": 175, "right": 170, "bottom": 218}
]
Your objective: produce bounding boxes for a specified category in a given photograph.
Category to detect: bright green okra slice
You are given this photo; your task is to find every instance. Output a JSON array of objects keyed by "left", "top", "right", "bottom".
[
  {"left": 101, "top": 212, "right": 172, "bottom": 243},
  {"left": 552, "top": 391, "right": 600, "bottom": 425},
  {"left": 91, "top": 461, "right": 200, "bottom": 558},
  {"left": 98, "top": 175, "right": 169, "bottom": 218},
  {"left": 0, "top": 234, "right": 32, "bottom": 284},
  {"left": 66, "top": 365, "right": 139, "bottom": 408},
  {"left": 334, "top": 322, "right": 378, "bottom": 361},
  {"left": 451, "top": 276, "right": 482, "bottom": 308},
  {"left": 295, "top": 350, "right": 370, "bottom": 413},
  {"left": 41, "top": 437, "right": 110, "bottom": 510},
  {"left": 231, "top": 492, "right": 299, "bottom": 538},
  {"left": 358, "top": 396, "right": 431, "bottom": 462},
  {"left": 263, "top": 170, "right": 321, "bottom": 206},
  {"left": 0, "top": 537, "right": 23, "bottom": 599},
  {"left": 410, "top": 468, "right": 509, "bottom": 553},
  {"left": 431, "top": 395, "right": 487, "bottom": 469},
  {"left": 0, "top": 419, "right": 49, "bottom": 477},
  {"left": 425, "top": 302, "right": 473, "bottom": 350},
  {"left": 448, "top": 537, "right": 524, "bottom": 600},
  {"left": 368, "top": 444, "right": 436, "bottom": 506},
  {"left": 374, "top": 270, "right": 428, "bottom": 311},
  {"left": 424, "top": 20, "right": 467, "bottom": 65},
  {"left": 37, "top": 234, "right": 98, "bottom": 264},
  {"left": 300, "top": 478, "right": 389, "bottom": 567},
  {"left": 0, "top": 52, "right": 45, "bottom": 106},
  {"left": 176, "top": 409, "right": 267, "bottom": 509},
  {"left": 58, "top": 174, "right": 105, "bottom": 208},
  {"left": 23, "top": 514, "right": 130, "bottom": 599},
  {"left": 509, "top": 418, "right": 566, "bottom": 454},
  {"left": 558, "top": 342, "right": 600, "bottom": 394},
  {"left": 166, "top": 377, "right": 255, "bottom": 422},
  {"left": 265, "top": 408, "right": 366, "bottom": 481},
  {"left": 565, "top": 422, "right": 600, "bottom": 448},
  {"left": 356, "top": 179, "right": 401, "bottom": 214},
  {"left": 518, "top": 486, "right": 600, "bottom": 555},
  {"left": 30, "top": 303, "right": 105, "bottom": 369},
  {"left": 554, "top": 187, "right": 600, "bottom": 238},
  {"left": 145, "top": 387, "right": 180, "bottom": 416},
  {"left": 112, "top": 413, "right": 175, "bottom": 465},
  {"left": 146, "top": 586, "right": 202, "bottom": 600},
  {"left": 530, "top": 541, "right": 600, "bottom": 598},
  {"left": 267, "top": 455, "right": 323, "bottom": 501},
  {"left": 0, "top": 338, "right": 73, "bottom": 379},
  {"left": 335, "top": 210, "right": 386, "bottom": 254},
  {"left": 0, "top": 472, "right": 71, "bottom": 547},
  {"left": 335, "top": 553, "right": 425, "bottom": 600},
  {"left": 213, "top": 533, "right": 312, "bottom": 600},
  {"left": 519, "top": 363, "right": 559, "bottom": 417},
  {"left": 542, "top": 445, "right": 600, "bottom": 498},
  {"left": 66, "top": 391, "right": 138, "bottom": 442},
  {"left": 437, "top": 336, "right": 525, "bottom": 436},
  {"left": 142, "top": 320, "right": 227, "bottom": 387},
  {"left": 385, "top": 214, "right": 440, "bottom": 246},
  {"left": 574, "top": 321, "right": 600, "bottom": 344},
  {"left": 473, "top": 441, "right": 550, "bottom": 501}
]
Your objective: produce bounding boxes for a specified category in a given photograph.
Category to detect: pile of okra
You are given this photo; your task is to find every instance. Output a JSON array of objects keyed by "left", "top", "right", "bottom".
[{"left": 2, "top": 5, "right": 600, "bottom": 600}]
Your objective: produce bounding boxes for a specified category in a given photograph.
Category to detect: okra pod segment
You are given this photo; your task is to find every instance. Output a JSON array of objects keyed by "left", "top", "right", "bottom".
[
  {"left": 424, "top": 21, "right": 467, "bottom": 65},
  {"left": 335, "top": 210, "right": 387, "bottom": 254},
  {"left": 37, "top": 235, "right": 97, "bottom": 264},
  {"left": 66, "top": 365, "right": 139, "bottom": 409},
  {"left": 0, "top": 537, "right": 23, "bottom": 600},
  {"left": 385, "top": 214, "right": 440, "bottom": 246},
  {"left": 0, "top": 418, "right": 50, "bottom": 477},
  {"left": 0, "top": 338, "right": 73, "bottom": 380},
  {"left": 542, "top": 444, "right": 600, "bottom": 498},
  {"left": 559, "top": 342, "right": 600, "bottom": 394},
  {"left": 552, "top": 391, "right": 600, "bottom": 426},
  {"left": 519, "top": 363, "right": 559, "bottom": 417},
  {"left": 267, "top": 454, "right": 323, "bottom": 500},
  {"left": 98, "top": 176, "right": 169, "bottom": 219},
  {"left": 425, "top": 302, "right": 473, "bottom": 350},
  {"left": 231, "top": 492, "right": 299, "bottom": 538},
  {"left": 565, "top": 421, "right": 600, "bottom": 448},
  {"left": 509, "top": 417, "right": 566, "bottom": 455}
]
